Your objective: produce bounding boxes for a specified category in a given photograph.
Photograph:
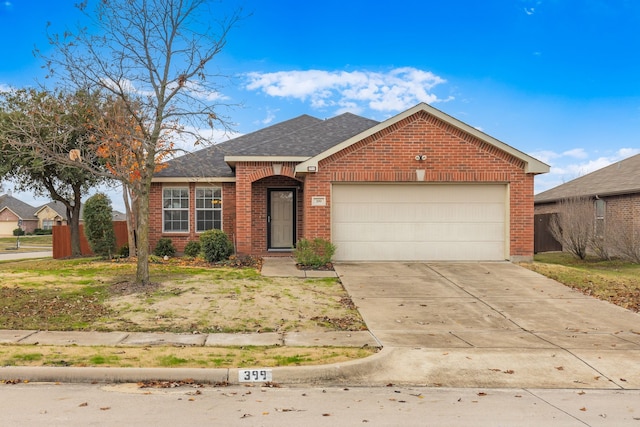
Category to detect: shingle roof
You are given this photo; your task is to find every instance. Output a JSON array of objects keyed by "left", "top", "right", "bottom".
[
  {"left": 36, "top": 201, "right": 67, "bottom": 217},
  {"left": 154, "top": 113, "right": 378, "bottom": 178},
  {"left": 155, "top": 114, "right": 323, "bottom": 178},
  {"left": 0, "top": 194, "right": 38, "bottom": 219},
  {"left": 535, "top": 153, "right": 640, "bottom": 203}
]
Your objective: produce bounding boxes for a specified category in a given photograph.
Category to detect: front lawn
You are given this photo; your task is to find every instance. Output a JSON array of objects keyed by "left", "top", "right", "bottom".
[
  {"left": 521, "top": 252, "right": 640, "bottom": 312},
  {"left": 0, "top": 257, "right": 366, "bottom": 333}
]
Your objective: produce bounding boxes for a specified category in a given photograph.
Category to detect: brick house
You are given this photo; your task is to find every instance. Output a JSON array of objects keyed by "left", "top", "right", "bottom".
[
  {"left": 150, "top": 103, "right": 548, "bottom": 262},
  {"left": 534, "top": 153, "right": 640, "bottom": 252},
  {"left": 0, "top": 193, "right": 41, "bottom": 236}
]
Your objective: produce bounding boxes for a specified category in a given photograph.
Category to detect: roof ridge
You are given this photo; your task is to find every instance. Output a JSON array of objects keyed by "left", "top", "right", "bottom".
[{"left": 231, "top": 114, "right": 324, "bottom": 155}]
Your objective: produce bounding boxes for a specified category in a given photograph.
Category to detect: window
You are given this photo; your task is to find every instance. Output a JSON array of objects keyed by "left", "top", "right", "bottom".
[
  {"left": 595, "top": 199, "right": 606, "bottom": 219},
  {"left": 42, "top": 219, "right": 54, "bottom": 230},
  {"left": 594, "top": 199, "right": 606, "bottom": 237},
  {"left": 196, "top": 187, "right": 222, "bottom": 231},
  {"left": 163, "top": 187, "right": 189, "bottom": 232}
]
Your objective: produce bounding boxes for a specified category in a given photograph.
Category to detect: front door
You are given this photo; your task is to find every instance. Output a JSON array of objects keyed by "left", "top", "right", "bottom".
[{"left": 268, "top": 189, "right": 295, "bottom": 249}]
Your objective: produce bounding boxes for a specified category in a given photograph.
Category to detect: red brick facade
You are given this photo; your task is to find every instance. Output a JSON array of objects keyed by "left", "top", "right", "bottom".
[
  {"left": 302, "top": 110, "right": 534, "bottom": 260},
  {"left": 149, "top": 109, "right": 540, "bottom": 260}
]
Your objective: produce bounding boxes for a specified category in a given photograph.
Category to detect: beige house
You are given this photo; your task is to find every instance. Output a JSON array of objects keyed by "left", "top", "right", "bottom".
[{"left": 34, "top": 202, "right": 68, "bottom": 230}]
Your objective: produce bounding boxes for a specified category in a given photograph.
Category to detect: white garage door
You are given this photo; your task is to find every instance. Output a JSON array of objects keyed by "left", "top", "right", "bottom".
[
  {"left": 0, "top": 221, "right": 16, "bottom": 236},
  {"left": 332, "top": 184, "right": 507, "bottom": 261}
]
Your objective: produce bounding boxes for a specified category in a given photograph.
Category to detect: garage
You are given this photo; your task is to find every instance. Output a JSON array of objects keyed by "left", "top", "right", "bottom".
[
  {"left": 331, "top": 183, "right": 508, "bottom": 261},
  {"left": 0, "top": 221, "right": 17, "bottom": 236}
]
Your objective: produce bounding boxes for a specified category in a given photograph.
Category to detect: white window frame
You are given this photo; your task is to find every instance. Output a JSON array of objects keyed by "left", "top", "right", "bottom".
[
  {"left": 195, "top": 186, "right": 223, "bottom": 232},
  {"left": 163, "top": 187, "right": 190, "bottom": 233}
]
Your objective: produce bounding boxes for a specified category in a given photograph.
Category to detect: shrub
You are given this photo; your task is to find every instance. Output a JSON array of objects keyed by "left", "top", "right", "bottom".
[
  {"left": 200, "top": 229, "right": 233, "bottom": 262},
  {"left": 13, "top": 228, "right": 25, "bottom": 236},
  {"left": 153, "top": 238, "right": 176, "bottom": 257},
  {"left": 33, "top": 228, "right": 52, "bottom": 235},
  {"left": 117, "top": 243, "right": 130, "bottom": 258},
  {"left": 294, "top": 238, "right": 336, "bottom": 268},
  {"left": 183, "top": 240, "right": 201, "bottom": 258},
  {"left": 83, "top": 193, "right": 116, "bottom": 258}
]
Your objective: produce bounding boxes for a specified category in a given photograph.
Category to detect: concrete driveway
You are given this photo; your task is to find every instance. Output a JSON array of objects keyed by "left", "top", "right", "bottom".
[{"left": 335, "top": 262, "right": 640, "bottom": 389}]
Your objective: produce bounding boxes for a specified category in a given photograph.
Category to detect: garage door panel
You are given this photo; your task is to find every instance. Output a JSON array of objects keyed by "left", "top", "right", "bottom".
[
  {"left": 335, "top": 241, "right": 506, "bottom": 261},
  {"left": 335, "top": 203, "right": 504, "bottom": 223},
  {"left": 334, "top": 222, "right": 504, "bottom": 243},
  {"left": 332, "top": 184, "right": 507, "bottom": 261}
]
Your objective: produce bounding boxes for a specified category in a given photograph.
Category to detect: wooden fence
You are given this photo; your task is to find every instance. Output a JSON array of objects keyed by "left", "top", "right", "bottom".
[
  {"left": 534, "top": 213, "right": 562, "bottom": 253},
  {"left": 52, "top": 222, "right": 128, "bottom": 259}
]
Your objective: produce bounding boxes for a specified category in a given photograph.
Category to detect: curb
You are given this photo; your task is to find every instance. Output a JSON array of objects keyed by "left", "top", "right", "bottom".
[{"left": 0, "top": 348, "right": 392, "bottom": 386}]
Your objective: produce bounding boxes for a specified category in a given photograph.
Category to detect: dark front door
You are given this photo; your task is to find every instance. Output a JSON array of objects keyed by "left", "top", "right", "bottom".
[{"left": 268, "top": 189, "right": 295, "bottom": 249}]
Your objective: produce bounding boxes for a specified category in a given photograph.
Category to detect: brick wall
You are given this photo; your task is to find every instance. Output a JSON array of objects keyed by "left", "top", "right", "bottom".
[
  {"left": 302, "top": 110, "right": 535, "bottom": 260},
  {"left": 149, "top": 181, "right": 237, "bottom": 253},
  {"left": 233, "top": 162, "right": 302, "bottom": 255}
]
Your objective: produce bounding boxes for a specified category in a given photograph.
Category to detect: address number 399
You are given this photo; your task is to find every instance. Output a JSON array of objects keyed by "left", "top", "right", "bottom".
[{"left": 238, "top": 369, "right": 273, "bottom": 382}]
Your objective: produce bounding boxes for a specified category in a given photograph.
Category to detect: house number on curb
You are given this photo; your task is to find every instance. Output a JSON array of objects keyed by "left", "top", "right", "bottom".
[{"left": 239, "top": 369, "right": 273, "bottom": 382}]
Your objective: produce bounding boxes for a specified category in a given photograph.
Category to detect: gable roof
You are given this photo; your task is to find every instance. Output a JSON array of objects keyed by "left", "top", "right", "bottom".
[
  {"left": 154, "top": 103, "right": 548, "bottom": 181},
  {"left": 154, "top": 113, "right": 378, "bottom": 180},
  {"left": 0, "top": 194, "right": 38, "bottom": 219},
  {"left": 535, "top": 153, "right": 640, "bottom": 204},
  {"left": 296, "top": 103, "right": 549, "bottom": 175},
  {"left": 34, "top": 201, "right": 67, "bottom": 217}
]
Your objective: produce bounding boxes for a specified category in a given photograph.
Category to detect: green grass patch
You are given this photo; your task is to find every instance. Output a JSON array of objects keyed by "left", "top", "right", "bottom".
[{"left": 523, "top": 252, "right": 640, "bottom": 311}]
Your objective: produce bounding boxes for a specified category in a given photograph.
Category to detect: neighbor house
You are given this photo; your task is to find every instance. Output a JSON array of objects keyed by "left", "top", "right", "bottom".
[
  {"left": 34, "top": 201, "right": 68, "bottom": 231},
  {"left": 150, "top": 103, "right": 549, "bottom": 262},
  {"left": 534, "top": 153, "right": 640, "bottom": 252},
  {"left": 0, "top": 193, "right": 39, "bottom": 235}
]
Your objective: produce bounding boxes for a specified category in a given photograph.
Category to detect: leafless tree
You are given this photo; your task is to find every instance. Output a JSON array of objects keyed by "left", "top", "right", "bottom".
[
  {"left": 549, "top": 196, "right": 594, "bottom": 260},
  {"left": 39, "top": 0, "right": 241, "bottom": 284},
  {"left": 608, "top": 211, "right": 640, "bottom": 263}
]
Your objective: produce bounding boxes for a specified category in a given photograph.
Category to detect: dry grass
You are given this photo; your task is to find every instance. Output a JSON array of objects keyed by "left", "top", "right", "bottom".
[
  {"left": 0, "top": 344, "right": 376, "bottom": 369},
  {"left": 521, "top": 252, "right": 640, "bottom": 312}
]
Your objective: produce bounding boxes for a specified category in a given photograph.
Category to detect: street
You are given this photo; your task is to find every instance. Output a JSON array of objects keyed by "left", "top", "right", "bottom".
[{"left": 1, "top": 382, "right": 639, "bottom": 426}]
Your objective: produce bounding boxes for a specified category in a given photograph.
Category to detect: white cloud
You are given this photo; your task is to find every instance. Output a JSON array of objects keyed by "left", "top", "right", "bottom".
[
  {"left": 258, "top": 108, "right": 279, "bottom": 125},
  {"left": 524, "top": 7, "right": 535, "bottom": 15},
  {"left": 562, "top": 148, "right": 588, "bottom": 159},
  {"left": 244, "top": 67, "right": 452, "bottom": 114}
]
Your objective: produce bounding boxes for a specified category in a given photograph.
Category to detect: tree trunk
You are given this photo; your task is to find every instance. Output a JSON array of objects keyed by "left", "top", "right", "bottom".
[
  {"left": 68, "top": 186, "right": 84, "bottom": 257},
  {"left": 123, "top": 185, "right": 137, "bottom": 257},
  {"left": 135, "top": 183, "right": 150, "bottom": 284}
]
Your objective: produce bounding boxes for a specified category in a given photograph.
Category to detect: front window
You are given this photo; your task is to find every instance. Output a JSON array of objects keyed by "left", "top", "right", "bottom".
[
  {"left": 196, "top": 187, "right": 222, "bottom": 231},
  {"left": 163, "top": 187, "right": 189, "bottom": 232},
  {"left": 42, "top": 219, "right": 54, "bottom": 230}
]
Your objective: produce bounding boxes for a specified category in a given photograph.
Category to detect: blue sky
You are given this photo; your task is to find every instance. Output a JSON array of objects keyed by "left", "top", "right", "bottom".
[{"left": 1, "top": 0, "right": 639, "bottom": 211}]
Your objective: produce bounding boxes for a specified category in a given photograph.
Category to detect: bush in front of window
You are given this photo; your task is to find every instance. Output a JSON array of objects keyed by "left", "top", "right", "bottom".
[
  {"left": 200, "top": 229, "right": 233, "bottom": 263},
  {"left": 294, "top": 238, "right": 336, "bottom": 268},
  {"left": 183, "top": 240, "right": 201, "bottom": 258},
  {"left": 153, "top": 238, "right": 177, "bottom": 257}
]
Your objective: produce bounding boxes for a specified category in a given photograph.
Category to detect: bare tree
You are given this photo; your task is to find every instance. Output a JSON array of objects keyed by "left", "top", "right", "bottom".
[
  {"left": 41, "top": 0, "right": 241, "bottom": 284},
  {"left": 609, "top": 210, "right": 640, "bottom": 263},
  {"left": 549, "top": 196, "right": 594, "bottom": 260}
]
